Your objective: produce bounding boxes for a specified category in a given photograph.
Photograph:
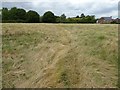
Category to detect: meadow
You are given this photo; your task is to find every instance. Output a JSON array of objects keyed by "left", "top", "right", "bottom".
[{"left": 2, "top": 23, "right": 118, "bottom": 88}]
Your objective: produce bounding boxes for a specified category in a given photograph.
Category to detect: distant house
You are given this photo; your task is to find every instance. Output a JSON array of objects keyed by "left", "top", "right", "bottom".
[
  {"left": 112, "top": 18, "right": 120, "bottom": 24},
  {"left": 97, "top": 16, "right": 113, "bottom": 24}
]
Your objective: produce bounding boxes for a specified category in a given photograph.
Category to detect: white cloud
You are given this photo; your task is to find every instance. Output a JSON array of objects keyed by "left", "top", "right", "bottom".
[{"left": 2, "top": 0, "right": 119, "bottom": 18}]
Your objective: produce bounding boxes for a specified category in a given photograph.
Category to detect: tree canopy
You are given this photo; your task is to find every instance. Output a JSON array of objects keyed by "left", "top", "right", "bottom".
[
  {"left": 16, "top": 8, "right": 26, "bottom": 20},
  {"left": 2, "top": 7, "right": 98, "bottom": 23},
  {"left": 2, "top": 8, "right": 9, "bottom": 20},
  {"left": 42, "top": 11, "right": 56, "bottom": 23},
  {"left": 9, "top": 7, "right": 18, "bottom": 20},
  {"left": 26, "top": 10, "right": 40, "bottom": 23}
]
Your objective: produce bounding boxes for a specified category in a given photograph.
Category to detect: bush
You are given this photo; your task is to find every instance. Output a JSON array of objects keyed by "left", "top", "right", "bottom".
[{"left": 2, "top": 20, "right": 26, "bottom": 23}]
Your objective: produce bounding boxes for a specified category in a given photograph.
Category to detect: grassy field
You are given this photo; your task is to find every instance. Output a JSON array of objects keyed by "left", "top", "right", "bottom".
[{"left": 2, "top": 23, "right": 118, "bottom": 88}]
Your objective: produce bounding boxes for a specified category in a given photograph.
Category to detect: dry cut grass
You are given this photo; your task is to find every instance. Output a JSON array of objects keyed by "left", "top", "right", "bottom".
[{"left": 2, "top": 23, "right": 118, "bottom": 88}]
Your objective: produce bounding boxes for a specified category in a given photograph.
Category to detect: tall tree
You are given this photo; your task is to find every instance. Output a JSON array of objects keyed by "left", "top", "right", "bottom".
[
  {"left": 42, "top": 11, "right": 56, "bottom": 23},
  {"left": 16, "top": 8, "right": 26, "bottom": 20},
  {"left": 9, "top": 7, "right": 18, "bottom": 20},
  {"left": 2, "top": 8, "right": 9, "bottom": 20},
  {"left": 76, "top": 15, "right": 79, "bottom": 18},
  {"left": 26, "top": 10, "right": 40, "bottom": 23},
  {"left": 60, "top": 14, "right": 66, "bottom": 23},
  {"left": 80, "top": 13, "right": 85, "bottom": 18}
]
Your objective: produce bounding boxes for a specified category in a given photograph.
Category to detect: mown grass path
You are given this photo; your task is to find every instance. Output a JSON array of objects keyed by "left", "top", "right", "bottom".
[{"left": 2, "top": 24, "right": 118, "bottom": 88}]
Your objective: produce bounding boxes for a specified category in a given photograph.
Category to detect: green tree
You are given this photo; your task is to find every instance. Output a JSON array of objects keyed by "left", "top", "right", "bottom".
[
  {"left": 42, "top": 11, "right": 56, "bottom": 23},
  {"left": 9, "top": 7, "right": 18, "bottom": 20},
  {"left": 60, "top": 14, "right": 66, "bottom": 23},
  {"left": 16, "top": 8, "right": 26, "bottom": 20},
  {"left": 80, "top": 13, "right": 85, "bottom": 18},
  {"left": 26, "top": 10, "right": 40, "bottom": 23},
  {"left": 55, "top": 16, "right": 60, "bottom": 23},
  {"left": 79, "top": 15, "right": 96, "bottom": 23},
  {"left": 0, "top": 9, "right": 2, "bottom": 21},
  {"left": 2, "top": 8, "right": 9, "bottom": 20},
  {"left": 85, "top": 15, "right": 96, "bottom": 23},
  {"left": 76, "top": 15, "right": 79, "bottom": 18}
]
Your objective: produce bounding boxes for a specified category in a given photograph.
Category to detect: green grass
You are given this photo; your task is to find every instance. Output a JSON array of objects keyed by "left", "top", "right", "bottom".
[{"left": 2, "top": 23, "right": 118, "bottom": 88}]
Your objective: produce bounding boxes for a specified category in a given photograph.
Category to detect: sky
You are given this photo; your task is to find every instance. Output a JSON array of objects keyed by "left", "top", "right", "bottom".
[{"left": 1, "top": 0, "right": 119, "bottom": 18}]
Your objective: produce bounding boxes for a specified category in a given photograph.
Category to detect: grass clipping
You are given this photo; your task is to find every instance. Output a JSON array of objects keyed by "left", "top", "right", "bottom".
[{"left": 2, "top": 23, "right": 118, "bottom": 88}]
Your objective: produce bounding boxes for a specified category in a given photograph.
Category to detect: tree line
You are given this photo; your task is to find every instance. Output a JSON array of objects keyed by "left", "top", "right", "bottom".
[{"left": 2, "top": 7, "right": 97, "bottom": 23}]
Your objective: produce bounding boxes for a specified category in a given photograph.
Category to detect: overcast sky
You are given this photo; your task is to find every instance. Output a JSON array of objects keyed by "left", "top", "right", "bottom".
[{"left": 1, "top": 0, "right": 119, "bottom": 18}]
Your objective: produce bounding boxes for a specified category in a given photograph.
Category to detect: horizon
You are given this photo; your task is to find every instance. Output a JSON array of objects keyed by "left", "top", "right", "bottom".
[
  {"left": 0, "top": 6, "right": 119, "bottom": 19},
  {"left": 1, "top": 0, "right": 119, "bottom": 19}
]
